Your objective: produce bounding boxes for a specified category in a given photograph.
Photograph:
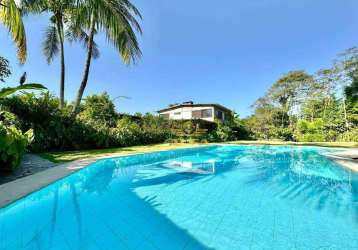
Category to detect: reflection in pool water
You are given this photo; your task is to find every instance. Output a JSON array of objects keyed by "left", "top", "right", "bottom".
[{"left": 0, "top": 145, "right": 357, "bottom": 250}]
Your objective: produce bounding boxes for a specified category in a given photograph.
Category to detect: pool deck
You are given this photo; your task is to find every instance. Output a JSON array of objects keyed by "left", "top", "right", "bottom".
[
  {"left": 0, "top": 157, "right": 100, "bottom": 208},
  {"left": 1, "top": 145, "right": 358, "bottom": 209}
]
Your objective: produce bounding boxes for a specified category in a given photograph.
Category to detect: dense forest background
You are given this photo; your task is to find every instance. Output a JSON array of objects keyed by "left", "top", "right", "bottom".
[{"left": 243, "top": 47, "right": 358, "bottom": 142}]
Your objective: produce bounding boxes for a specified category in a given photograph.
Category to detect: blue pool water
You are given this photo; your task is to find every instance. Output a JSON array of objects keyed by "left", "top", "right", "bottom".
[{"left": 0, "top": 145, "right": 357, "bottom": 250}]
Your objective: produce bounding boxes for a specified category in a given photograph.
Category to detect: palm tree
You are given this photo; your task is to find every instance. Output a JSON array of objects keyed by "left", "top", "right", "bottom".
[
  {"left": 0, "top": 0, "right": 27, "bottom": 64},
  {"left": 71, "top": 0, "right": 142, "bottom": 116},
  {"left": 23, "top": 0, "right": 74, "bottom": 109},
  {"left": 24, "top": 0, "right": 100, "bottom": 109}
]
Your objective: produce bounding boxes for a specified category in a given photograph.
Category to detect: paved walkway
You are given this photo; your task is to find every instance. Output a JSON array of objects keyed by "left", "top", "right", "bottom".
[
  {"left": 0, "top": 154, "right": 58, "bottom": 185},
  {"left": 0, "top": 156, "right": 101, "bottom": 208}
]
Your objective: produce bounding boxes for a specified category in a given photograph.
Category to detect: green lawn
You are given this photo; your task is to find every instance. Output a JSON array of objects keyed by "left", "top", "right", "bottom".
[
  {"left": 39, "top": 143, "right": 204, "bottom": 163},
  {"left": 39, "top": 140, "right": 358, "bottom": 163}
]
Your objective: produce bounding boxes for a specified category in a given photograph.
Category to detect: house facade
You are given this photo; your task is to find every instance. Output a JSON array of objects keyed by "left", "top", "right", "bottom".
[{"left": 158, "top": 102, "right": 231, "bottom": 122}]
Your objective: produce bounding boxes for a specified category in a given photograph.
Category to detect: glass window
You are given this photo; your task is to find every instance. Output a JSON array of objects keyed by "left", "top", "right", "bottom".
[
  {"left": 160, "top": 113, "right": 170, "bottom": 119},
  {"left": 202, "top": 109, "right": 212, "bottom": 118},
  {"left": 216, "top": 110, "right": 223, "bottom": 119},
  {"left": 174, "top": 112, "right": 181, "bottom": 115}
]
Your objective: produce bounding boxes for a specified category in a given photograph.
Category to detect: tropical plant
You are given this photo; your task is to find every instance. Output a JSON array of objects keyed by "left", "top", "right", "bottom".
[
  {"left": 71, "top": 0, "right": 142, "bottom": 116},
  {"left": 0, "top": 114, "right": 33, "bottom": 172},
  {"left": 23, "top": 0, "right": 75, "bottom": 109},
  {"left": 0, "top": 83, "right": 47, "bottom": 99},
  {"left": 78, "top": 92, "right": 118, "bottom": 127},
  {"left": 0, "top": 56, "right": 11, "bottom": 82},
  {"left": 0, "top": 0, "right": 27, "bottom": 63}
]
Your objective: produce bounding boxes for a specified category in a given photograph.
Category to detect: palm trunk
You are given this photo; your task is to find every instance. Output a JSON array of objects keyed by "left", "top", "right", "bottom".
[
  {"left": 72, "top": 15, "right": 96, "bottom": 116},
  {"left": 56, "top": 18, "right": 65, "bottom": 109}
]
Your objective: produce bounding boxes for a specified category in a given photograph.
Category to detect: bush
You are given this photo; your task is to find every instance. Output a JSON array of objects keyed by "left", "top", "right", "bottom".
[
  {"left": 0, "top": 93, "right": 173, "bottom": 152},
  {"left": 294, "top": 119, "right": 326, "bottom": 142},
  {"left": 0, "top": 122, "right": 33, "bottom": 172},
  {"left": 337, "top": 128, "right": 358, "bottom": 142}
]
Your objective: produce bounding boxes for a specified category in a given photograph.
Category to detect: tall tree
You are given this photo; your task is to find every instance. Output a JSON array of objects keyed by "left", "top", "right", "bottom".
[
  {"left": 71, "top": 0, "right": 142, "bottom": 117},
  {"left": 0, "top": 0, "right": 27, "bottom": 64},
  {"left": 314, "top": 68, "right": 340, "bottom": 120},
  {"left": 0, "top": 56, "right": 11, "bottom": 82},
  {"left": 23, "top": 0, "right": 74, "bottom": 109},
  {"left": 334, "top": 47, "right": 358, "bottom": 129},
  {"left": 267, "top": 70, "right": 313, "bottom": 125}
]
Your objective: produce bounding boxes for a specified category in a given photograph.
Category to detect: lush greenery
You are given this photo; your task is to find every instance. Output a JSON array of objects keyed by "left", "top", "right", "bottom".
[
  {"left": 0, "top": 111, "right": 33, "bottom": 172},
  {"left": 0, "top": 91, "right": 248, "bottom": 153},
  {"left": 0, "top": 0, "right": 143, "bottom": 171},
  {"left": 1, "top": 0, "right": 357, "bottom": 174},
  {"left": 0, "top": 92, "right": 171, "bottom": 152},
  {"left": 244, "top": 48, "right": 358, "bottom": 142},
  {"left": 0, "top": 55, "right": 45, "bottom": 172}
]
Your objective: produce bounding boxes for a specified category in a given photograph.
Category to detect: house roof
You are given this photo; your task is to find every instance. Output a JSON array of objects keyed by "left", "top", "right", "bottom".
[{"left": 157, "top": 103, "right": 232, "bottom": 113}]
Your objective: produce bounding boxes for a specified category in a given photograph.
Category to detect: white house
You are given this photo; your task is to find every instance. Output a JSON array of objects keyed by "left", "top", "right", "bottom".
[{"left": 157, "top": 102, "right": 231, "bottom": 122}]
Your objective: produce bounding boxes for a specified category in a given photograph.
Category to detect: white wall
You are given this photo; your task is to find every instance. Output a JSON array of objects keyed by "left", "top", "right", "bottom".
[{"left": 160, "top": 106, "right": 215, "bottom": 122}]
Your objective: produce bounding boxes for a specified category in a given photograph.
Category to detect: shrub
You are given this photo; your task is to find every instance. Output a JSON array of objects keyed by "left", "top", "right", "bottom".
[
  {"left": 0, "top": 93, "right": 173, "bottom": 152},
  {"left": 0, "top": 123, "right": 33, "bottom": 172},
  {"left": 337, "top": 128, "right": 358, "bottom": 142},
  {"left": 294, "top": 119, "right": 326, "bottom": 142}
]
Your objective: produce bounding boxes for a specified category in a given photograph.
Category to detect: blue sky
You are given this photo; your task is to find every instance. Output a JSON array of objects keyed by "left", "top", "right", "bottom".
[{"left": 1, "top": 0, "right": 358, "bottom": 117}]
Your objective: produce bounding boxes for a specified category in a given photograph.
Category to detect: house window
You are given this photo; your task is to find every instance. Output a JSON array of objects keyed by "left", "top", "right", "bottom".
[
  {"left": 160, "top": 113, "right": 170, "bottom": 119},
  {"left": 201, "top": 109, "right": 212, "bottom": 118},
  {"left": 192, "top": 110, "right": 202, "bottom": 118},
  {"left": 174, "top": 112, "right": 181, "bottom": 115},
  {"left": 216, "top": 110, "right": 223, "bottom": 120}
]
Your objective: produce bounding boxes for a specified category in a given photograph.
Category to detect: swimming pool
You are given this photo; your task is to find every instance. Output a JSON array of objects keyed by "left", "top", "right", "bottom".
[{"left": 0, "top": 145, "right": 357, "bottom": 250}]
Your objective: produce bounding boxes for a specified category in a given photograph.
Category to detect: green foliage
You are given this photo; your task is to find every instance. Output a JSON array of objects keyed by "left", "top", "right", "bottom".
[
  {"left": 0, "top": 93, "right": 172, "bottom": 152},
  {"left": 79, "top": 92, "right": 118, "bottom": 127},
  {"left": 248, "top": 47, "right": 358, "bottom": 143},
  {"left": 294, "top": 119, "right": 325, "bottom": 142},
  {"left": 0, "top": 0, "right": 27, "bottom": 63},
  {"left": 0, "top": 120, "right": 33, "bottom": 172},
  {"left": 0, "top": 56, "right": 11, "bottom": 82},
  {"left": 0, "top": 83, "right": 47, "bottom": 99},
  {"left": 268, "top": 70, "right": 313, "bottom": 108},
  {"left": 70, "top": 0, "right": 143, "bottom": 115}
]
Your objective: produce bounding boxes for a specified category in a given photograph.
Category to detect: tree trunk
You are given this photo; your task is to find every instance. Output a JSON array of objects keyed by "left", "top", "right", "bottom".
[
  {"left": 343, "top": 98, "right": 349, "bottom": 129},
  {"left": 71, "top": 15, "right": 96, "bottom": 117},
  {"left": 56, "top": 18, "right": 65, "bottom": 109}
]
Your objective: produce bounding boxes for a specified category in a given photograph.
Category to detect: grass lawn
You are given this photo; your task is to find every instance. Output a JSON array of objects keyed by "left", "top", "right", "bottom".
[
  {"left": 39, "top": 143, "right": 205, "bottom": 163},
  {"left": 39, "top": 140, "right": 358, "bottom": 163}
]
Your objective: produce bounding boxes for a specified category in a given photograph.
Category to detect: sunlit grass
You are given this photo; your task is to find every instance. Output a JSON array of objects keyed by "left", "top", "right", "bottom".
[
  {"left": 39, "top": 140, "right": 358, "bottom": 163},
  {"left": 39, "top": 143, "right": 204, "bottom": 163}
]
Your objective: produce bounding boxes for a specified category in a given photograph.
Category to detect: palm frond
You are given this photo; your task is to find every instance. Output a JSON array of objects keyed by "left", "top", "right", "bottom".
[
  {"left": 65, "top": 20, "right": 100, "bottom": 59},
  {"left": 42, "top": 24, "right": 59, "bottom": 64},
  {"left": 0, "top": 83, "right": 47, "bottom": 99},
  {"left": 93, "top": 0, "right": 142, "bottom": 64},
  {"left": 0, "top": 0, "right": 27, "bottom": 64}
]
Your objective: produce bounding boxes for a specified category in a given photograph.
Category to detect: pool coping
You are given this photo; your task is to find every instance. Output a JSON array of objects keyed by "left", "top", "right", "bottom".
[{"left": 1, "top": 144, "right": 357, "bottom": 209}]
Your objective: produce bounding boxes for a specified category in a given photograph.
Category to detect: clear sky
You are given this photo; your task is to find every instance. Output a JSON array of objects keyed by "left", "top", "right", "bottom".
[{"left": 1, "top": 0, "right": 358, "bottom": 117}]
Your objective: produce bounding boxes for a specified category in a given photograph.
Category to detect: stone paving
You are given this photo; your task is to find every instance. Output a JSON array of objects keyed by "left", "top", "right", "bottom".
[{"left": 0, "top": 154, "right": 58, "bottom": 185}]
